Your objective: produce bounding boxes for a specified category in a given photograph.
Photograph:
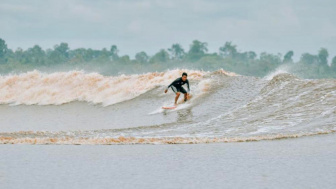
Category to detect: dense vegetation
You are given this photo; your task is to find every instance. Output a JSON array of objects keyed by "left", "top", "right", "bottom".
[{"left": 0, "top": 38, "right": 335, "bottom": 78}]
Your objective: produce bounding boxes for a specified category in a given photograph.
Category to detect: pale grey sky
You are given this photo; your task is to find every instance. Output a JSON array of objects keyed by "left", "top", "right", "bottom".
[{"left": 1, "top": 0, "right": 335, "bottom": 60}]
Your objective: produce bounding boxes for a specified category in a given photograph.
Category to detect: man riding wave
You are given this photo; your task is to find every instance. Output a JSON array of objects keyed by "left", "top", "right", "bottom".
[{"left": 164, "top": 72, "right": 190, "bottom": 105}]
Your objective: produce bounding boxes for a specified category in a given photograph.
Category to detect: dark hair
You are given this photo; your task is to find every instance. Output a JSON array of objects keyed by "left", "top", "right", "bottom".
[{"left": 182, "top": 72, "right": 188, "bottom": 77}]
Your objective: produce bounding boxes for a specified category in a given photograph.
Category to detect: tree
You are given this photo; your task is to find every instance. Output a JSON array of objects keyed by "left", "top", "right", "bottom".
[
  {"left": 70, "top": 48, "right": 86, "bottom": 62},
  {"left": 235, "top": 51, "right": 257, "bottom": 62},
  {"left": 219, "top": 42, "right": 237, "bottom": 58},
  {"left": 300, "top": 53, "right": 319, "bottom": 64},
  {"left": 318, "top": 48, "right": 328, "bottom": 65},
  {"left": 260, "top": 52, "right": 282, "bottom": 65},
  {"left": 14, "top": 48, "right": 24, "bottom": 60},
  {"left": 283, "top": 51, "right": 294, "bottom": 63},
  {"left": 110, "top": 45, "right": 119, "bottom": 60},
  {"left": 150, "top": 49, "right": 169, "bottom": 63},
  {"left": 331, "top": 56, "right": 336, "bottom": 70},
  {"left": 82, "top": 48, "right": 102, "bottom": 62},
  {"left": 49, "top": 43, "right": 70, "bottom": 64},
  {"left": 135, "top": 51, "right": 149, "bottom": 63},
  {"left": 25, "top": 45, "right": 45, "bottom": 64},
  {"left": 187, "top": 40, "right": 208, "bottom": 61},
  {"left": 118, "top": 55, "right": 130, "bottom": 64},
  {"left": 168, "top": 43, "right": 185, "bottom": 60},
  {"left": 247, "top": 51, "right": 257, "bottom": 60},
  {"left": 56, "top": 43, "right": 69, "bottom": 57},
  {"left": 0, "top": 38, "right": 8, "bottom": 63},
  {"left": 97, "top": 48, "right": 110, "bottom": 62}
]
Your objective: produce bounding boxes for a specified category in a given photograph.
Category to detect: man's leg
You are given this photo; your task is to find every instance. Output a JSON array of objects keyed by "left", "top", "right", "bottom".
[
  {"left": 175, "top": 92, "right": 180, "bottom": 105},
  {"left": 179, "top": 87, "right": 188, "bottom": 102}
]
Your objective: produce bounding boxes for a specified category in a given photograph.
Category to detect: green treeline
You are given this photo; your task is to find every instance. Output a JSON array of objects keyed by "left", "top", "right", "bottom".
[{"left": 0, "top": 38, "right": 336, "bottom": 78}]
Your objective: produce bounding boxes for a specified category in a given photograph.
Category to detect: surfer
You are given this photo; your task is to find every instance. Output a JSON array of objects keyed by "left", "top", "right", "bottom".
[{"left": 164, "top": 72, "right": 190, "bottom": 105}]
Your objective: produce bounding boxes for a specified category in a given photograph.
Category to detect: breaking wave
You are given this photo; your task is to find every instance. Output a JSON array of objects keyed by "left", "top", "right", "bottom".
[
  {"left": 0, "top": 69, "right": 236, "bottom": 106},
  {"left": 0, "top": 69, "right": 335, "bottom": 145}
]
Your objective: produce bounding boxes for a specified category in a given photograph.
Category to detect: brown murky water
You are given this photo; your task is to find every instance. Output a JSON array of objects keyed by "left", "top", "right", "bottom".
[{"left": 0, "top": 69, "right": 335, "bottom": 144}]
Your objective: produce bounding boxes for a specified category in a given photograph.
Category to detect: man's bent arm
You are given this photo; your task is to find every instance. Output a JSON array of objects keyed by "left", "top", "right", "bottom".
[{"left": 186, "top": 80, "right": 190, "bottom": 92}]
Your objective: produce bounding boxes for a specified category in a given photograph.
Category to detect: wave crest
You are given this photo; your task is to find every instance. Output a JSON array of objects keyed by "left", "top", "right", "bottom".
[{"left": 0, "top": 69, "right": 232, "bottom": 106}]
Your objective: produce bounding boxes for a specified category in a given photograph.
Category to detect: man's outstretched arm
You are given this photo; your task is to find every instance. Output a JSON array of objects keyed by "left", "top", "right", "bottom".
[{"left": 165, "top": 78, "right": 179, "bottom": 93}]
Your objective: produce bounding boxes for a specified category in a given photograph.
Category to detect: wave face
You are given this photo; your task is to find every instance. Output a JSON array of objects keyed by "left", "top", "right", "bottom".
[
  {"left": 0, "top": 70, "right": 220, "bottom": 106},
  {"left": 0, "top": 69, "right": 335, "bottom": 144}
]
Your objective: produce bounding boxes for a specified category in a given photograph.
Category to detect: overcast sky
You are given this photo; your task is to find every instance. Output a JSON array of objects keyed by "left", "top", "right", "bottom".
[{"left": 1, "top": 0, "right": 335, "bottom": 60}]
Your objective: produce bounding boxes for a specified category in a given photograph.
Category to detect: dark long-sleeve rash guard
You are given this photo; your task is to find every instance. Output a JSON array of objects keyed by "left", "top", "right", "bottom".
[{"left": 167, "top": 77, "right": 190, "bottom": 92}]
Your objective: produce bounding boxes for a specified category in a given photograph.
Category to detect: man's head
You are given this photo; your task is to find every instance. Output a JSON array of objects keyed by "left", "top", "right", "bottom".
[{"left": 182, "top": 72, "right": 188, "bottom": 81}]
